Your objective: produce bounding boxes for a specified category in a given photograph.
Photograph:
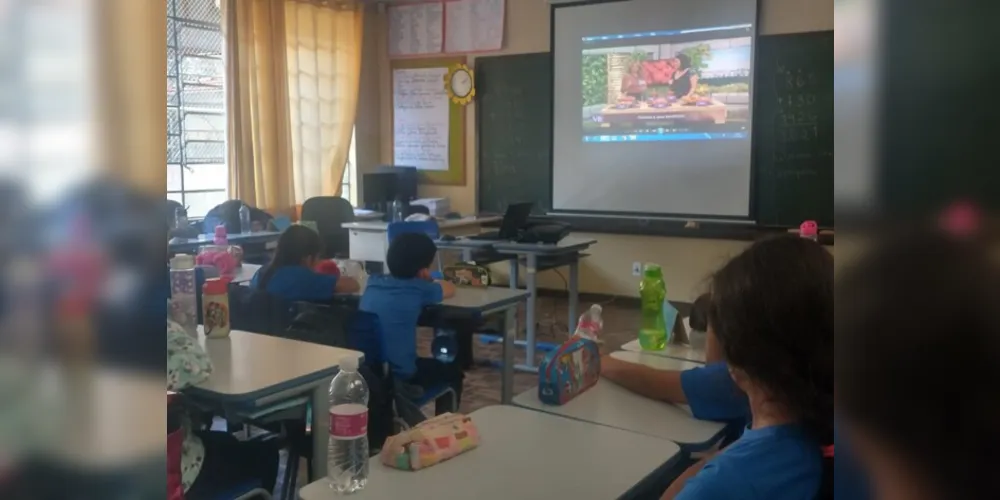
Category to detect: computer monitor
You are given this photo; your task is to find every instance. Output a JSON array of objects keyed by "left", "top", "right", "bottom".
[
  {"left": 498, "top": 202, "right": 534, "bottom": 239},
  {"left": 362, "top": 172, "right": 398, "bottom": 211},
  {"left": 376, "top": 165, "right": 418, "bottom": 202}
]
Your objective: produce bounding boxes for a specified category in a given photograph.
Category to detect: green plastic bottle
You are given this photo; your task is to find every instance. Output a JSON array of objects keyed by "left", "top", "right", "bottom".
[{"left": 638, "top": 264, "right": 667, "bottom": 350}]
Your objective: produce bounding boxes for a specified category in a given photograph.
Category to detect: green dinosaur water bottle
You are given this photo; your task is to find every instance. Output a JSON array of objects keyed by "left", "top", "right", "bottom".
[{"left": 638, "top": 263, "right": 667, "bottom": 350}]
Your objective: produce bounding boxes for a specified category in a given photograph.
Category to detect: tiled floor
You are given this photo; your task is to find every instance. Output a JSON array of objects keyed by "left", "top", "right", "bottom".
[{"left": 427, "top": 296, "right": 642, "bottom": 414}]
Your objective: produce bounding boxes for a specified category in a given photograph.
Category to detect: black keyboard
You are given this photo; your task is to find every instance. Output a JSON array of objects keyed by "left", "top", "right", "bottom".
[{"left": 467, "top": 231, "right": 501, "bottom": 240}]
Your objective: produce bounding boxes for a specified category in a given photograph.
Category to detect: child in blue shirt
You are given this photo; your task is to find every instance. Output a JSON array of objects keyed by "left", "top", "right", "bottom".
[
  {"left": 648, "top": 236, "right": 834, "bottom": 500},
  {"left": 359, "top": 232, "right": 459, "bottom": 414},
  {"left": 251, "top": 225, "right": 359, "bottom": 301}
]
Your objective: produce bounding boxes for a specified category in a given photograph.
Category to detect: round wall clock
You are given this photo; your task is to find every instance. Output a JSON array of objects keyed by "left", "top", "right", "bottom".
[{"left": 445, "top": 63, "right": 475, "bottom": 105}]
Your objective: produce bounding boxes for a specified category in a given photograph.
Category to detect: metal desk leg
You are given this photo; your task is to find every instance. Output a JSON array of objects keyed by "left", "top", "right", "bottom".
[
  {"left": 509, "top": 258, "right": 519, "bottom": 290},
  {"left": 462, "top": 248, "right": 472, "bottom": 262},
  {"left": 501, "top": 305, "right": 516, "bottom": 404},
  {"left": 523, "top": 253, "right": 538, "bottom": 370},
  {"left": 569, "top": 258, "right": 580, "bottom": 332},
  {"left": 311, "top": 382, "right": 329, "bottom": 481}
]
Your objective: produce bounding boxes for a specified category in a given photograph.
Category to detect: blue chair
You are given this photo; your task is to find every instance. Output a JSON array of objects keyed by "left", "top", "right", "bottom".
[{"left": 349, "top": 308, "right": 456, "bottom": 428}]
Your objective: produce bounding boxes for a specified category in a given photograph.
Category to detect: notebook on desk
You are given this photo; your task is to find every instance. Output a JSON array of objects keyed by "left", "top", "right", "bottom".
[{"left": 467, "top": 202, "right": 533, "bottom": 241}]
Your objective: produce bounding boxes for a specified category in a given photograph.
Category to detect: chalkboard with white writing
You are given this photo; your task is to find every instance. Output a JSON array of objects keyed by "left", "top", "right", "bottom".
[{"left": 753, "top": 31, "right": 834, "bottom": 228}]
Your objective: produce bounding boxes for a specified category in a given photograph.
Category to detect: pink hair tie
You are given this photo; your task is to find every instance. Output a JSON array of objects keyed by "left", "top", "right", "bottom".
[
  {"left": 939, "top": 201, "right": 980, "bottom": 237},
  {"left": 822, "top": 445, "right": 835, "bottom": 458}
]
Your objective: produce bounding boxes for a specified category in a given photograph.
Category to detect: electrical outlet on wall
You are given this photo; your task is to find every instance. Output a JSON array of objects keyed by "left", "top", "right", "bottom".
[{"left": 632, "top": 262, "right": 643, "bottom": 277}]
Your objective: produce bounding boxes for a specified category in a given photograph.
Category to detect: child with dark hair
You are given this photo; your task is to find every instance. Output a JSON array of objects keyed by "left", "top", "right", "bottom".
[
  {"left": 664, "top": 235, "right": 834, "bottom": 500},
  {"left": 837, "top": 228, "right": 1000, "bottom": 500},
  {"left": 602, "top": 290, "right": 745, "bottom": 425},
  {"left": 360, "top": 232, "right": 459, "bottom": 414},
  {"left": 251, "top": 225, "right": 359, "bottom": 301}
]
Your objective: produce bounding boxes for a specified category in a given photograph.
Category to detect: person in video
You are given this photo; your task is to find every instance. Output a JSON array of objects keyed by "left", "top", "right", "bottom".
[
  {"left": 620, "top": 62, "right": 648, "bottom": 102},
  {"left": 669, "top": 54, "right": 700, "bottom": 99}
]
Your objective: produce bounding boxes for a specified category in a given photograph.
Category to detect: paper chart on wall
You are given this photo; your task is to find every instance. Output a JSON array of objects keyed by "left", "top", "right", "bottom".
[
  {"left": 393, "top": 67, "right": 451, "bottom": 172},
  {"left": 444, "top": 0, "right": 505, "bottom": 53},
  {"left": 388, "top": 2, "right": 445, "bottom": 57}
]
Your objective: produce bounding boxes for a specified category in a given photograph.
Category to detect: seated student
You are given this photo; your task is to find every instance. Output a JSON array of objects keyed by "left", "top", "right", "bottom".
[
  {"left": 359, "top": 232, "right": 460, "bottom": 414},
  {"left": 602, "top": 292, "right": 749, "bottom": 425},
  {"left": 604, "top": 270, "right": 868, "bottom": 499},
  {"left": 251, "top": 225, "right": 359, "bottom": 301},
  {"left": 660, "top": 235, "right": 833, "bottom": 500},
  {"left": 837, "top": 227, "right": 998, "bottom": 500},
  {"left": 167, "top": 318, "right": 278, "bottom": 499}
]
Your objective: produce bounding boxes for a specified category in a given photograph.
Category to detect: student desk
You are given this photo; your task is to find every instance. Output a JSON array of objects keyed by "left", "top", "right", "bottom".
[
  {"left": 298, "top": 405, "right": 682, "bottom": 500},
  {"left": 513, "top": 375, "right": 726, "bottom": 451},
  {"left": 181, "top": 327, "right": 361, "bottom": 481},
  {"left": 340, "top": 216, "right": 501, "bottom": 264},
  {"left": 610, "top": 350, "right": 704, "bottom": 371},
  {"left": 619, "top": 339, "right": 707, "bottom": 364},
  {"left": 433, "top": 287, "right": 530, "bottom": 404},
  {"left": 168, "top": 230, "right": 282, "bottom": 254},
  {"left": 435, "top": 236, "right": 598, "bottom": 373}
]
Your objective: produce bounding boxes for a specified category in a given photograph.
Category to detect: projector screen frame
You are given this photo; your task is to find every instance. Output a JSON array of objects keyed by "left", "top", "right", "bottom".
[{"left": 548, "top": 0, "right": 763, "bottom": 222}]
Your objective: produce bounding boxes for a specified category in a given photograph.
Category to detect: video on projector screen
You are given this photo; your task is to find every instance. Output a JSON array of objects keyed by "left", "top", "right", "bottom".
[
  {"left": 581, "top": 26, "right": 752, "bottom": 144},
  {"left": 551, "top": 0, "right": 758, "bottom": 218}
]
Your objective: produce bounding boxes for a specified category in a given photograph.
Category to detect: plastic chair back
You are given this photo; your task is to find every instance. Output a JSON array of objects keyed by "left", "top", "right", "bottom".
[
  {"left": 387, "top": 220, "right": 440, "bottom": 242},
  {"left": 300, "top": 196, "right": 355, "bottom": 258}
]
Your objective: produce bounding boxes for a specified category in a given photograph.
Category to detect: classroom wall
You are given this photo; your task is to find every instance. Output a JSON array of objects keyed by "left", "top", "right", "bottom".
[{"left": 365, "top": 0, "right": 834, "bottom": 300}]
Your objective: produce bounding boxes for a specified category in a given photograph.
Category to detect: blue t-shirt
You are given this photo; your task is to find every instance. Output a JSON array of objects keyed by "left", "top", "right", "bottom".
[
  {"left": 679, "top": 364, "right": 869, "bottom": 500},
  {"left": 681, "top": 362, "right": 750, "bottom": 423},
  {"left": 677, "top": 424, "right": 823, "bottom": 500},
  {"left": 250, "top": 265, "right": 338, "bottom": 303},
  {"left": 359, "top": 275, "right": 443, "bottom": 378}
]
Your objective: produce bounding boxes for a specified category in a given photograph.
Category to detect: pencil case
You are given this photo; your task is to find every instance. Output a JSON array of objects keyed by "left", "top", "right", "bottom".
[
  {"left": 380, "top": 413, "right": 480, "bottom": 471},
  {"left": 442, "top": 262, "right": 492, "bottom": 287},
  {"left": 538, "top": 336, "right": 601, "bottom": 405}
]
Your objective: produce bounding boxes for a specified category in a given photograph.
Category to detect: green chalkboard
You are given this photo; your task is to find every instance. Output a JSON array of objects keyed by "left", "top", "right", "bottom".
[
  {"left": 476, "top": 53, "right": 552, "bottom": 214},
  {"left": 753, "top": 31, "right": 834, "bottom": 228}
]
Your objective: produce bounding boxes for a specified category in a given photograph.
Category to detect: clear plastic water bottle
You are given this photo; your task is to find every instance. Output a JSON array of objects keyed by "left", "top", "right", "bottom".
[
  {"left": 239, "top": 203, "right": 252, "bottom": 234},
  {"left": 432, "top": 330, "right": 458, "bottom": 363},
  {"left": 328, "top": 354, "right": 369, "bottom": 494},
  {"left": 573, "top": 304, "right": 604, "bottom": 342},
  {"left": 638, "top": 264, "right": 667, "bottom": 351},
  {"left": 174, "top": 206, "right": 188, "bottom": 231},
  {"left": 169, "top": 254, "right": 198, "bottom": 337},
  {"left": 389, "top": 199, "right": 404, "bottom": 222}
]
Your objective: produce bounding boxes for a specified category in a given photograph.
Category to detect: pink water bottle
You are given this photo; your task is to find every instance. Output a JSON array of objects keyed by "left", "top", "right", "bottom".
[
  {"left": 213, "top": 224, "right": 228, "bottom": 246},
  {"left": 799, "top": 220, "right": 819, "bottom": 242}
]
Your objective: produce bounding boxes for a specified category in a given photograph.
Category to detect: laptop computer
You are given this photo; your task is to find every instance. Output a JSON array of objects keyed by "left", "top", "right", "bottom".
[{"left": 469, "top": 202, "right": 534, "bottom": 241}]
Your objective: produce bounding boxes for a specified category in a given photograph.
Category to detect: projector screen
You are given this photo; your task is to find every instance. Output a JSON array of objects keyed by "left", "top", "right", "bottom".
[{"left": 552, "top": 0, "right": 758, "bottom": 217}]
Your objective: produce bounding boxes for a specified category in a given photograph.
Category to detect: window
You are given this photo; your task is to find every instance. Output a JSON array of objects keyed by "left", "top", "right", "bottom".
[
  {"left": 166, "top": 0, "right": 228, "bottom": 217},
  {"left": 341, "top": 127, "right": 357, "bottom": 205}
]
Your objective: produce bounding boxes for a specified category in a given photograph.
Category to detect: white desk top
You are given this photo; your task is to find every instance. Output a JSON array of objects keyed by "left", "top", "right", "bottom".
[
  {"left": 230, "top": 263, "right": 260, "bottom": 284},
  {"left": 187, "top": 328, "right": 360, "bottom": 402},
  {"left": 513, "top": 379, "right": 725, "bottom": 449},
  {"left": 439, "top": 286, "right": 530, "bottom": 312},
  {"left": 298, "top": 405, "right": 681, "bottom": 500},
  {"left": 341, "top": 215, "right": 501, "bottom": 231},
  {"left": 620, "top": 339, "right": 707, "bottom": 364},
  {"left": 610, "top": 350, "right": 704, "bottom": 372}
]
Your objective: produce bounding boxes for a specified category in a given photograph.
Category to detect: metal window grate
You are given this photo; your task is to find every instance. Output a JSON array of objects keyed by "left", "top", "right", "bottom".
[{"left": 166, "top": 0, "right": 227, "bottom": 217}]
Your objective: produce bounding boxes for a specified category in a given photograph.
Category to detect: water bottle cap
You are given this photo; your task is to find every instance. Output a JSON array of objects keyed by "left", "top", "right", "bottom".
[
  {"left": 590, "top": 304, "right": 603, "bottom": 316},
  {"left": 799, "top": 220, "right": 818, "bottom": 237},
  {"left": 170, "top": 254, "right": 195, "bottom": 270},
  {"left": 339, "top": 354, "right": 360, "bottom": 372}
]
